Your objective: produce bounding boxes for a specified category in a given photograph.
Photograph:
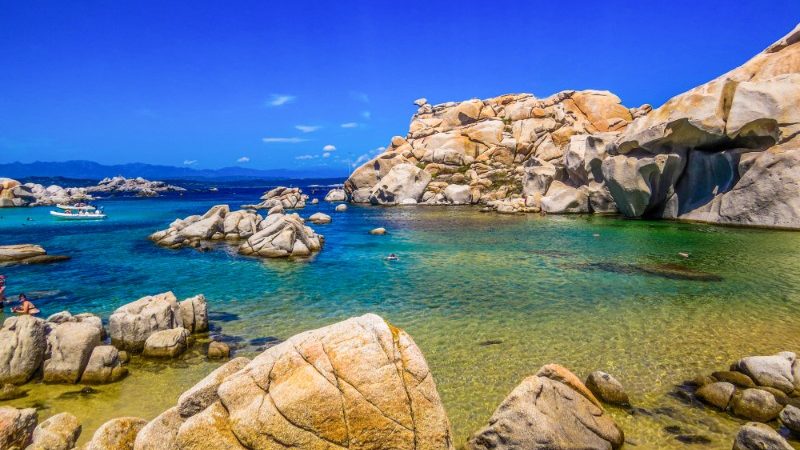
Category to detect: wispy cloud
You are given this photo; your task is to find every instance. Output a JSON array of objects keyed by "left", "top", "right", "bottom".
[
  {"left": 295, "top": 125, "right": 321, "bottom": 133},
  {"left": 361, "top": 111, "right": 371, "bottom": 120},
  {"left": 323, "top": 152, "right": 331, "bottom": 158},
  {"left": 262, "top": 137, "right": 308, "bottom": 144},
  {"left": 350, "top": 91, "right": 369, "bottom": 103},
  {"left": 183, "top": 160, "right": 197, "bottom": 166},
  {"left": 295, "top": 154, "right": 317, "bottom": 160},
  {"left": 237, "top": 156, "right": 250, "bottom": 163},
  {"left": 352, "top": 146, "right": 385, "bottom": 167},
  {"left": 267, "top": 94, "right": 296, "bottom": 107},
  {"left": 323, "top": 144, "right": 336, "bottom": 152},
  {"left": 340, "top": 122, "right": 359, "bottom": 128}
]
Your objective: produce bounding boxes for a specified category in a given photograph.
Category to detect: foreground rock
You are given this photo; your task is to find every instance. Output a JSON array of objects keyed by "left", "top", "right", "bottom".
[
  {"left": 149, "top": 205, "right": 263, "bottom": 249},
  {"left": 84, "top": 417, "right": 147, "bottom": 450},
  {"left": 28, "top": 412, "right": 81, "bottom": 450},
  {"left": 238, "top": 213, "right": 323, "bottom": 258},
  {"left": 733, "top": 422, "right": 793, "bottom": 450},
  {"left": 0, "top": 406, "right": 37, "bottom": 449},
  {"left": 86, "top": 176, "right": 185, "bottom": 197},
  {"left": 0, "top": 316, "right": 48, "bottom": 385},
  {"left": 323, "top": 188, "right": 346, "bottom": 202},
  {"left": 0, "top": 244, "right": 70, "bottom": 266},
  {"left": 468, "top": 364, "right": 623, "bottom": 449},
  {"left": 243, "top": 186, "right": 307, "bottom": 210},
  {"left": 586, "top": 371, "right": 630, "bottom": 405},
  {"left": 143, "top": 328, "right": 190, "bottom": 358},
  {"left": 132, "top": 313, "right": 454, "bottom": 450},
  {"left": 109, "top": 292, "right": 184, "bottom": 353},
  {"left": 81, "top": 345, "right": 128, "bottom": 384},
  {"left": 43, "top": 313, "right": 103, "bottom": 383}
]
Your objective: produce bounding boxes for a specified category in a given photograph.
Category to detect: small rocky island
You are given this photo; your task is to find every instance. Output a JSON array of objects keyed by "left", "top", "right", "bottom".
[
  {"left": 0, "top": 244, "right": 70, "bottom": 266},
  {"left": 0, "top": 176, "right": 185, "bottom": 207}
]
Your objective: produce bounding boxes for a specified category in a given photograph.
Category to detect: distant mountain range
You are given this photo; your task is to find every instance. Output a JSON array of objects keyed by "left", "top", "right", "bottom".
[{"left": 0, "top": 160, "right": 348, "bottom": 181}]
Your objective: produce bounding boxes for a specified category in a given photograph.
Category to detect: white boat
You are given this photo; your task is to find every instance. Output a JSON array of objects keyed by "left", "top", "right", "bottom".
[
  {"left": 50, "top": 210, "right": 106, "bottom": 220},
  {"left": 56, "top": 203, "right": 96, "bottom": 211}
]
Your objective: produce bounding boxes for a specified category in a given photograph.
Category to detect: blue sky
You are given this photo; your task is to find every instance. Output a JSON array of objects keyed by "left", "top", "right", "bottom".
[{"left": 1, "top": 1, "right": 797, "bottom": 174}]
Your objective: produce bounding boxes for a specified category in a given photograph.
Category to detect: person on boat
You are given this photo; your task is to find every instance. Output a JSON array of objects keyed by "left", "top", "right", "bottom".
[
  {"left": 386, "top": 253, "right": 399, "bottom": 261},
  {"left": 0, "top": 275, "right": 6, "bottom": 306},
  {"left": 12, "top": 294, "right": 40, "bottom": 315}
]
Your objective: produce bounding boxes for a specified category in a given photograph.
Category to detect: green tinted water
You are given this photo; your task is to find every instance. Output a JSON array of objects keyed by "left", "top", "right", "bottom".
[{"left": 1, "top": 196, "right": 799, "bottom": 448}]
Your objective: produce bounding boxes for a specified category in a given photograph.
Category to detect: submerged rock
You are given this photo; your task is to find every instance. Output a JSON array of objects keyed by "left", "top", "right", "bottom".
[
  {"left": 578, "top": 261, "right": 723, "bottom": 281},
  {"left": 206, "top": 341, "right": 229, "bottom": 359},
  {"left": 586, "top": 371, "right": 630, "bottom": 405},
  {"left": 733, "top": 422, "right": 793, "bottom": 450}
]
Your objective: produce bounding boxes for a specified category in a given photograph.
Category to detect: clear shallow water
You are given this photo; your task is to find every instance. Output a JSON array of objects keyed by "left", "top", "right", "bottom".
[{"left": 1, "top": 188, "right": 800, "bottom": 448}]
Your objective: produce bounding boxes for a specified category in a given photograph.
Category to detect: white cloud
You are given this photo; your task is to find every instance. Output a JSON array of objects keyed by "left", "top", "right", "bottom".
[
  {"left": 340, "top": 122, "right": 359, "bottom": 128},
  {"left": 322, "top": 144, "right": 336, "bottom": 152},
  {"left": 323, "top": 152, "right": 331, "bottom": 158},
  {"left": 295, "top": 125, "right": 321, "bottom": 133},
  {"left": 361, "top": 111, "right": 371, "bottom": 120},
  {"left": 262, "top": 137, "right": 308, "bottom": 143},
  {"left": 350, "top": 91, "right": 369, "bottom": 103},
  {"left": 267, "top": 94, "right": 296, "bottom": 107},
  {"left": 352, "top": 146, "right": 386, "bottom": 167},
  {"left": 237, "top": 156, "right": 250, "bottom": 163},
  {"left": 295, "top": 154, "right": 317, "bottom": 160},
  {"left": 183, "top": 160, "right": 197, "bottom": 166}
]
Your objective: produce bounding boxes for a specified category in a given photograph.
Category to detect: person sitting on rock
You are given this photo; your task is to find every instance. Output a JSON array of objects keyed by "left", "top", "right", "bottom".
[
  {"left": 0, "top": 275, "right": 6, "bottom": 306},
  {"left": 12, "top": 294, "right": 39, "bottom": 315}
]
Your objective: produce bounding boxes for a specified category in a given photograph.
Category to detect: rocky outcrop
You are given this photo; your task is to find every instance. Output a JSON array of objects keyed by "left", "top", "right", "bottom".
[
  {"left": 324, "top": 188, "right": 346, "bottom": 202},
  {"left": 42, "top": 313, "right": 103, "bottom": 383},
  {"left": 149, "top": 205, "right": 264, "bottom": 249},
  {"left": 0, "top": 244, "right": 70, "bottom": 266},
  {"left": 0, "top": 316, "right": 49, "bottom": 385},
  {"left": 468, "top": 364, "right": 623, "bottom": 449},
  {"left": 109, "top": 292, "right": 184, "bottom": 353},
  {"left": 243, "top": 186, "right": 307, "bottom": 210},
  {"left": 129, "top": 313, "right": 454, "bottom": 450},
  {"left": 0, "top": 179, "right": 93, "bottom": 207},
  {"left": 238, "top": 213, "right": 323, "bottom": 258},
  {"left": 345, "top": 24, "right": 800, "bottom": 228},
  {"left": 86, "top": 176, "right": 185, "bottom": 197},
  {"left": 0, "top": 406, "right": 37, "bottom": 450}
]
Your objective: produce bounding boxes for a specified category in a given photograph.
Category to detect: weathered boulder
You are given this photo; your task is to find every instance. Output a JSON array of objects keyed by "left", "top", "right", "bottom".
[
  {"left": 712, "top": 370, "right": 757, "bottom": 388},
  {"left": 87, "top": 177, "right": 185, "bottom": 196},
  {"left": 203, "top": 313, "right": 454, "bottom": 449},
  {"left": 0, "top": 178, "right": 24, "bottom": 207},
  {"left": 238, "top": 213, "right": 323, "bottom": 258},
  {"left": 731, "top": 388, "right": 783, "bottom": 422},
  {"left": 80, "top": 345, "right": 128, "bottom": 384},
  {"left": 0, "top": 316, "right": 48, "bottom": 385},
  {"left": 244, "top": 187, "right": 307, "bottom": 210},
  {"left": 207, "top": 341, "right": 229, "bottom": 360},
  {"left": 0, "top": 245, "right": 69, "bottom": 265},
  {"left": 143, "top": 328, "right": 190, "bottom": 358},
  {"left": 523, "top": 157, "right": 561, "bottom": 198},
  {"left": 733, "top": 351, "right": 797, "bottom": 394},
  {"left": 177, "top": 357, "right": 250, "bottom": 418},
  {"left": 443, "top": 184, "right": 472, "bottom": 204},
  {"left": 84, "top": 417, "right": 147, "bottom": 450},
  {"left": 150, "top": 206, "right": 263, "bottom": 249},
  {"left": 602, "top": 151, "right": 686, "bottom": 217},
  {"left": 696, "top": 381, "right": 736, "bottom": 410},
  {"left": 133, "top": 407, "right": 183, "bottom": 450},
  {"left": 179, "top": 295, "right": 208, "bottom": 334},
  {"left": 43, "top": 315, "right": 102, "bottom": 383},
  {"left": 0, "top": 406, "right": 36, "bottom": 450},
  {"left": 468, "top": 364, "right": 622, "bottom": 450},
  {"left": 28, "top": 412, "right": 81, "bottom": 450},
  {"left": 308, "top": 212, "right": 331, "bottom": 224},
  {"left": 541, "top": 181, "right": 590, "bottom": 214},
  {"left": 324, "top": 188, "right": 346, "bottom": 202},
  {"left": 108, "top": 292, "right": 184, "bottom": 353},
  {"left": 369, "top": 163, "right": 431, "bottom": 205},
  {"left": 733, "top": 422, "right": 793, "bottom": 450},
  {"left": 585, "top": 371, "right": 630, "bottom": 405},
  {"left": 779, "top": 404, "right": 800, "bottom": 433}
]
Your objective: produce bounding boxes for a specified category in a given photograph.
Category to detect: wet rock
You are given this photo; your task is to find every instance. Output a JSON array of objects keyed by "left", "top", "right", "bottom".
[
  {"left": 28, "top": 412, "right": 81, "bottom": 450},
  {"left": 696, "top": 381, "right": 735, "bottom": 410},
  {"left": 177, "top": 357, "right": 249, "bottom": 418},
  {"left": 109, "top": 292, "right": 184, "bottom": 353},
  {"left": 142, "top": 328, "right": 190, "bottom": 358},
  {"left": 779, "top": 404, "right": 800, "bottom": 434},
  {"left": 237, "top": 213, "right": 323, "bottom": 258},
  {"left": 468, "top": 364, "right": 623, "bottom": 450},
  {"left": 0, "top": 406, "right": 36, "bottom": 450},
  {"left": 733, "top": 422, "right": 793, "bottom": 450},
  {"left": 323, "top": 188, "right": 346, "bottom": 202},
  {"left": 712, "top": 370, "right": 756, "bottom": 388},
  {"left": 586, "top": 371, "right": 630, "bottom": 405},
  {"left": 0, "top": 384, "right": 26, "bottom": 401},
  {"left": 84, "top": 417, "right": 147, "bottom": 450},
  {"left": 731, "top": 388, "right": 783, "bottom": 422},
  {"left": 369, "top": 227, "right": 387, "bottom": 235},
  {"left": 206, "top": 341, "right": 229, "bottom": 359},
  {"left": 57, "top": 386, "right": 99, "bottom": 400},
  {"left": 733, "top": 352, "right": 797, "bottom": 394},
  {"left": 0, "top": 316, "right": 48, "bottom": 385},
  {"left": 133, "top": 407, "right": 183, "bottom": 450},
  {"left": 308, "top": 212, "right": 331, "bottom": 224},
  {"left": 179, "top": 295, "right": 208, "bottom": 334},
  {"left": 80, "top": 346, "right": 128, "bottom": 384}
]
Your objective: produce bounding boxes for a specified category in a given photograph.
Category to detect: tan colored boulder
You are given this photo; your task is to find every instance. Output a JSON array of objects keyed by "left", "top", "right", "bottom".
[
  {"left": 540, "top": 181, "right": 590, "bottom": 214},
  {"left": 28, "top": 412, "right": 81, "bottom": 450},
  {"left": 80, "top": 345, "right": 128, "bottom": 384},
  {"left": 177, "top": 357, "right": 250, "bottom": 418},
  {"left": 142, "top": 328, "right": 190, "bottom": 358},
  {"left": 369, "top": 163, "right": 432, "bottom": 205},
  {"left": 179, "top": 295, "right": 208, "bottom": 334},
  {"left": 175, "top": 401, "right": 246, "bottom": 450},
  {"left": 0, "top": 316, "right": 48, "bottom": 385},
  {"left": 84, "top": 417, "right": 147, "bottom": 450},
  {"left": 109, "top": 292, "right": 183, "bottom": 352},
  {"left": 207, "top": 341, "right": 229, "bottom": 360},
  {"left": 43, "top": 316, "right": 102, "bottom": 384},
  {"left": 0, "top": 406, "right": 37, "bottom": 450},
  {"left": 308, "top": 212, "right": 331, "bottom": 224},
  {"left": 238, "top": 213, "right": 323, "bottom": 258},
  {"left": 733, "top": 422, "right": 793, "bottom": 450},
  {"left": 133, "top": 407, "right": 183, "bottom": 450},
  {"left": 323, "top": 188, "right": 346, "bottom": 202}
]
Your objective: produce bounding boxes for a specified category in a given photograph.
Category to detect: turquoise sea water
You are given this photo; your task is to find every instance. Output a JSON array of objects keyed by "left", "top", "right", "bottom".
[{"left": 2, "top": 186, "right": 800, "bottom": 448}]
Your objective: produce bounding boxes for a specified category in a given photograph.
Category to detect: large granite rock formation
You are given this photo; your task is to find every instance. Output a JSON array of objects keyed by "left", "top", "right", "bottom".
[
  {"left": 109, "top": 292, "right": 185, "bottom": 353},
  {"left": 345, "top": 24, "right": 800, "bottom": 228},
  {"left": 238, "top": 212, "right": 324, "bottom": 258},
  {"left": 86, "top": 176, "right": 185, "bottom": 197},
  {"left": 149, "top": 205, "right": 263, "bottom": 249},
  {"left": 131, "top": 314, "right": 454, "bottom": 450},
  {"left": 243, "top": 186, "right": 307, "bottom": 210},
  {"left": 468, "top": 364, "right": 623, "bottom": 450},
  {"left": 0, "top": 179, "right": 92, "bottom": 207}
]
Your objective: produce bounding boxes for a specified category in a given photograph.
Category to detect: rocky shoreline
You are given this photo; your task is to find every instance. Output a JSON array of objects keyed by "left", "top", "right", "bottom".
[
  {"left": 1, "top": 312, "right": 798, "bottom": 449},
  {"left": 344, "top": 24, "right": 800, "bottom": 229}
]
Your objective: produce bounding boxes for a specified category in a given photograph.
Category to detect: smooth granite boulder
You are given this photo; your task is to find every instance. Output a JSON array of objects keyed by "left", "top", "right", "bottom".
[
  {"left": 42, "top": 316, "right": 102, "bottom": 384},
  {"left": 731, "top": 388, "right": 783, "bottom": 422},
  {"left": 443, "top": 184, "right": 472, "bottom": 205},
  {"left": 143, "top": 328, "right": 190, "bottom": 358},
  {"left": 0, "top": 406, "right": 37, "bottom": 450},
  {"left": 84, "top": 417, "right": 147, "bottom": 450},
  {"left": 0, "top": 245, "right": 69, "bottom": 266},
  {"left": 369, "top": 163, "right": 431, "bottom": 205},
  {"left": 28, "top": 412, "right": 81, "bottom": 450},
  {"left": 133, "top": 407, "right": 183, "bottom": 450},
  {"left": 177, "top": 357, "right": 250, "bottom": 418},
  {"left": 323, "top": 188, "right": 346, "bottom": 202},
  {"left": 238, "top": 213, "right": 323, "bottom": 258},
  {"left": 108, "top": 292, "right": 183, "bottom": 353},
  {"left": 696, "top": 381, "right": 736, "bottom": 410},
  {"left": 308, "top": 212, "right": 331, "bottom": 224},
  {"left": 335, "top": 204, "right": 347, "bottom": 212},
  {"left": 585, "top": 371, "right": 630, "bottom": 405},
  {"left": 733, "top": 422, "right": 793, "bottom": 450},
  {"left": 245, "top": 187, "right": 307, "bottom": 210},
  {"left": 206, "top": 341, "right": 229, "bottom": 360},
  {"left": 733, "top": 352, "right": 797, "bottom": 394},
  {"left": 175, "top": 401, "right": 246, "bottom": 450},
  {"left": 468, "top": 365, "right": 623, "bottom": 450},
  {"left": 80, "top": 345, "right": 128, "bottom": 384},
  {"left": 779, "top": 404, "right": 800, "bottom": 433},
  {"left": 179, "top": 295, "right": 208, "bottom": 334},
  {"left": 541, "top": 181, "right": 590, "bottom": 214},
  {"left": 0, "top": 316, "right": 48, "bottom": 385}
]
